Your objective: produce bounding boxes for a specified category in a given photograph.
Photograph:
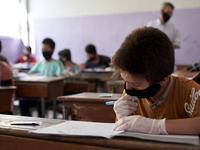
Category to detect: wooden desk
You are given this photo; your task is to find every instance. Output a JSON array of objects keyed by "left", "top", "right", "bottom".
[
  {"left": 106, "top": 80, "right": 124, "bottom": 93},
  {"left": 176, "top": 65, "right": 191, "bottom": 71},
  {"left": 80, "top": 71, "right": 113, "bottom": 82},
  {"left": 65, "top": 81, "right": 97, "bottom": 93},
  {"left": 66, "top": 71, "right": 113, "bottom": 93},
  {"left": 58, "top": 92, "right": 121, "bottom": 123},
  {"left": 15, "top": 76, "right": 64, "bottom": 118},
  {"left": 0, "top": 114, "right": 199, "bottom": 150},
  {"left": 0, "top": 86, "right": 17, "bottom": 113}
]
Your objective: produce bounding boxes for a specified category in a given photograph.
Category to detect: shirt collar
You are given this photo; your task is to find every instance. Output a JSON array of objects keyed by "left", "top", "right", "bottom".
[{"left": 157, "top": 18, "right": 169, "bottom": 26}]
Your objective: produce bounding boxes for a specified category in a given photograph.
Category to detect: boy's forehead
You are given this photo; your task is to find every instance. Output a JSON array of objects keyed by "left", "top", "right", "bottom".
[
  {"left": 120, "top": 70, "right": 147, "bottom": 83},
  {"left": 42, "top": 44, "right": 52, "bottom": 51}
]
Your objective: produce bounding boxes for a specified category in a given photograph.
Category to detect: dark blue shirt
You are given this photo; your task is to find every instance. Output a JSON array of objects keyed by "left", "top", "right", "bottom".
[{"left": 85, "top": 55, "right": 110, "bottom": 69}]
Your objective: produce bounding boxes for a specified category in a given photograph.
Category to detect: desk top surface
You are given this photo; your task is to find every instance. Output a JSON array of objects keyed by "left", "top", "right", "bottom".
[
  {"left": 0, "top": 114, "right": 199, "bottom": 150},
  {"left": 0, "top": 86, "right": 17, "bottom": 90},
  {"left": 58, "top": 92, "right": 122, "bottom": 102},
  {"left": 15, "top": 76, "right": 65, "bottom": 83}
]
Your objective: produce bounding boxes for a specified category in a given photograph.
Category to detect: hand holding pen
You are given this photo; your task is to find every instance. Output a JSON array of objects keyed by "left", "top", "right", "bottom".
[{"left": 109, "top": 94, "right": 138, "bottom": 120}]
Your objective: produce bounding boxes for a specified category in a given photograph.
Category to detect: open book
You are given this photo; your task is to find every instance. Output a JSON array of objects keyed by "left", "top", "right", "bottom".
[{"left": 30, "top": 121, "right": 199, "bottom": 146}]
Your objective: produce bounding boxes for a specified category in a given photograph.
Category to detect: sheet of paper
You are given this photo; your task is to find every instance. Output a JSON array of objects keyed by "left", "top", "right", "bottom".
[
  {"left": 30, "top": 121, "right": 199, "bottom": 146},
  {"left": 117, "top": 131, "right": 199, "bottom": 146},
  {"left": 30, "top": 121, "right": 121, "bottom": 139},
  {"left": 10, "top": 121, "right": 42, "bottom": 126},
  {"left": 17, "top": 72, "right": 28, "bottom": 78},
  {"left": 21, "top": 75, "right": 46, "bottom": 81},
  {"left": 12, "top": 63, "right": 29, "bottom": 69},
  {"left": 98, "top": 93, "right": 113, "bottom": 97}
]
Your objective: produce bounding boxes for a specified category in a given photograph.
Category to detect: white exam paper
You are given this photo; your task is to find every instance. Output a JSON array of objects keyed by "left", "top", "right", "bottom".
[
  {"left": 21, "top": 75, "right": 46, "bottom": 81},
  {"left": 30, "top": 121, "right": 199, "bottom": 146},
  {"left": 30, "top": 121, "right": 121, "bottom": 139}
]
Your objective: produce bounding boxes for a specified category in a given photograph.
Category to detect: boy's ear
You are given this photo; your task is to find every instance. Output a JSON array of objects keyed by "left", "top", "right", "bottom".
[{"left": 159, "top": 75, "right": 170, "bottom": 86}]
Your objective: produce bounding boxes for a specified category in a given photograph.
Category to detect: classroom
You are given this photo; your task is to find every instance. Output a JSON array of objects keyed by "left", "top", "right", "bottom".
[{"left": 0, "top": 0, "right": 200, "bottom": 149}]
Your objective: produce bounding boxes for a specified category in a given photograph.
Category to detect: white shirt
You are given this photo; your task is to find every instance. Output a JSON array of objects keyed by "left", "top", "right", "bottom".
[{"left": 147, "top": 19, "right": 181, "bottom": 47}]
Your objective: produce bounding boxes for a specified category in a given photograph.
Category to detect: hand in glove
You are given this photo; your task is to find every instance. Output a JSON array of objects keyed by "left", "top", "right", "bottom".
[
  {"left": 113, "top": 94, "right": 138, "bottom": 120},
  {"left": 113, "top": 115, "right": 168, "bottom": 135}
]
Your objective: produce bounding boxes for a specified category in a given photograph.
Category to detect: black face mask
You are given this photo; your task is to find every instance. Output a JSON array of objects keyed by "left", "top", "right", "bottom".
[
  {"left": 24, "top": 54, "right": 29, "bottom": 57},
  {"left": 162, "top": 12, "right": 171, "bottom": 22},
  {"left": 43, "top": 51, "right": 52, "bottom": 60},
  {"left": 89, "top": 56, "right": 95, "bottom": 62},
  {"left": 124, "top": 82, "right": 162, "bottom": 98},
  {"left": 59, "top": 58, "right": 65, "bottom": 65}
]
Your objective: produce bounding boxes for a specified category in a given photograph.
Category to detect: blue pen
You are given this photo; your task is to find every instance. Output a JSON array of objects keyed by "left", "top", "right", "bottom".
[
  {"left": 105, "top": 101, "right": 116, "bottom": 105},
  {"left": 105, "top": 99, "right": 136, "bottom": 105}
]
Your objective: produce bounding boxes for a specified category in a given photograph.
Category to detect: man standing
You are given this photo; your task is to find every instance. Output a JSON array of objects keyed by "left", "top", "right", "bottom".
[{"left": 147, "top": 2, "right": 180, "bottom": 49}]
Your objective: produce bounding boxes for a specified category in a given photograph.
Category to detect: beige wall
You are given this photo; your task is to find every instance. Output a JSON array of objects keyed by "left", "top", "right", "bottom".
[{"left": 28, "top": 0, "right": 200, "bottom": 19}]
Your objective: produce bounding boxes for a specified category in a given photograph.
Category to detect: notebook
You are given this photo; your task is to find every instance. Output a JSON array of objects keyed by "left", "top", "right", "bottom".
[{"left": 30, "top": 121, "right": 199, "bottom": 146}]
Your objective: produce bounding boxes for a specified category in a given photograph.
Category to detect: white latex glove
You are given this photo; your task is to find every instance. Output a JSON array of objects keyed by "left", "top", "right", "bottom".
[
  {"left": 113, "top": 94, "right": 138, "bottom": 120},
  {"left": 113, "top": 115, "right": 168, "bottom": 135}
]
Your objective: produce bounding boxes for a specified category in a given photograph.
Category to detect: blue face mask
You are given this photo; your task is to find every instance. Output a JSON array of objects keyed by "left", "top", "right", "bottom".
[{"left": 124, "top": 82, "right": 162, "bottom": 98}]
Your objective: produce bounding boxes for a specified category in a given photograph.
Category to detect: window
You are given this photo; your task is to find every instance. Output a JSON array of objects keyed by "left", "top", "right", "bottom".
[{"left": 0, "top": 0, "right": 30, "bottom": 47}]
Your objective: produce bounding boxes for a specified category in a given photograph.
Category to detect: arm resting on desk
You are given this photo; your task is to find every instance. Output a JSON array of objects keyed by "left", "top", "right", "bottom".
[
  {"left": 166, "top": 117, "right": 200, "bottom": 135},
  {"left": 113, "top": 116, "right": 200, "bottom": 135}
]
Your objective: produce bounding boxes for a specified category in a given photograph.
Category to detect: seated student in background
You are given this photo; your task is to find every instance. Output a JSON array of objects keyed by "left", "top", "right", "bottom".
[
  {"left": 79, "top": 44, "right": 111, "bottom": 70},
  {"left": 0, "top": 61, "right": 13, "bottom": 86},
  {"left": 19, "top": 38, "right": 65, "bottom": 117},
  {"left": 15, "top": 46, "right": 36, "bottom": 64},
  {"left": 0, "top": 40, "right": 9, "bottom": 64},
  {"left": 112, "top": 27, "right": 200, "bottom": 135},
  {"left": 174, "top": 62, "right": 200, "bottom": 77},
  {"left": 58, "top": 49, "right": 80, "bottom": 76},
  {"left": 0, "top": 61, "right": 14, "bottom": 114}
]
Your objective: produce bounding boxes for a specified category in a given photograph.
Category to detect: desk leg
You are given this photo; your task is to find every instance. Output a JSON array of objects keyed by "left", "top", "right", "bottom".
[
  {"left": 53, "top": 99, "right": 57, "bottom": 119},
  {"left": 41, "top": 97, "right": 45, "bottom": 118},
  {"left": 63, "top": 106, "right": 68, "bottom": 120}
]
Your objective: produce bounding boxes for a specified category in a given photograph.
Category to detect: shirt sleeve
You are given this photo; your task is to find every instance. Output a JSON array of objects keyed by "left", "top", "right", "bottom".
[
  {"left": 54, "top": 61, "right": 65, "bottom": 76},
  {"left": 173, "top": 26, "right": 181, "bottom": 47},
  {"left": 182, "top": 80, "right": 200, "bottom": 117},
  {"left": 102, "top": 56, "right": 111, "bottom": 68},
  {"left": 73, "top": 64, "right": 80, "bottom": 74},
  {"left": 15, "top": 56, "right": 22, "bottom": 63},
  {"left": 30, "top": 56, "right": 36, "bottom": 63},
  {"left": 85, "top": 61, "right": 90, "bottom": 68},
  {"left": 146, "top": 21, "right": 153, "bottom": 27},
  {"left": 29, "top": 62, "right": 40, "bottom": 74}
]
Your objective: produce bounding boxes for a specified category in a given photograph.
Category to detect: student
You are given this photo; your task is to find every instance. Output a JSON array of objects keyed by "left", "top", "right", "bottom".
[
  {"left": 174, "top": 63, "right": 200, "bottom": 77},
  {"left": 0, "top": 61, "right": 14, "bottom": 114},
  {"left": 147, "top": 2, "right": 180, "bottom": 49},
  {"left": 112, "top": 27, "right": 200, "bottom": 135},
  {"left": 0, "top": 61, "right": 13, "bottom": 86},
  {"left": 80, "top": 44, "right": 111, "bottom": 69},
  {"left": 15, "top": 46, "right": 36, "bottom": 64},
  {"left": 0, "top": 40, "right": 9, "bottom": 64},
  {"left": 19, "top": 38, "right": 65, "bottom": 117},
  {"left": 58, "top": 49, "right": 80, "bottom": 76}
]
